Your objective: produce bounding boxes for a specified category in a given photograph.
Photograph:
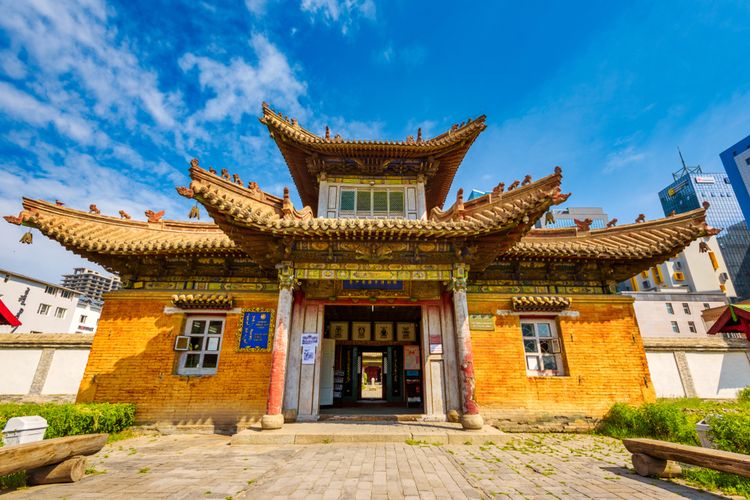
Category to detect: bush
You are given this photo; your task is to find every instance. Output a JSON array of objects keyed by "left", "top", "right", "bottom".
[
  {"left": 597, "top": 401, "right": 698, "bottom": 445},
  {"left": 0, "top": 403, "right": 135, "bottom": 439},
  {"left": 708, "top": 412, "right": 750, "bottom": 455},
  {"left": 738, "top": 386, "right": 750, "bottom": 404}
]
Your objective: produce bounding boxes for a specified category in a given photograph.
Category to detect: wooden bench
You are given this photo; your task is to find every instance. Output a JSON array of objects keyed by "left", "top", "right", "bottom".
[
  {"left": 623, "top": 438, "right": 750, "bottom": 479},
  {"left": 0, "top": 434, "right": 108, "bottom": 485}
]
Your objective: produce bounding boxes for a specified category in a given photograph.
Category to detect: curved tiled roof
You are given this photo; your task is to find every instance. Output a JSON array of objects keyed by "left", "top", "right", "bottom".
[
  {"left": 502, "top": 208, "right": 712, "bottom": 261},
  {"left": 9, "top": 199, "right": 238, "bottom": 258},
  {"left": 185, "top": 164, "right": 564, "bottom": 242},
  {"left": 260, "top": 103, "right": 487, "bottom": 211}
]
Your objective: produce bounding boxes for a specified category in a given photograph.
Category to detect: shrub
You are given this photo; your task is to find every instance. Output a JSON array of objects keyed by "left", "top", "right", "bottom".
[
  {"left": 738, "top": 386, "right": 750, "bottom": 404},
  {"left": 708, "top": 413, "right": 750, "bottom": 455},
  {"left": 597, "top": 401, "right": 698, "bottom": 445},
  {"left": 0, "top": 403, "right": 135, "bottom": 439}
]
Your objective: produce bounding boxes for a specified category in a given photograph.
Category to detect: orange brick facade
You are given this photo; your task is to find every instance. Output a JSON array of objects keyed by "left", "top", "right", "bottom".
[
  {"left": 76, "top": 290, "right": 277, "bottom": 430},
  {"left": 469, "top": 293, "right": 655, "bottom": 430},
  {"left": 78, "top": 290, "right": 654, "bottom": 430}
]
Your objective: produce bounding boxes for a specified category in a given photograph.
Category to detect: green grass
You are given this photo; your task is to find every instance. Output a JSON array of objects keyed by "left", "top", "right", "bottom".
[
  {"left": 405, "top": 439, "right": 429, "bottom": 446},
  {"left": 683, "top": 468, "right": 750, "bottom": 498}
]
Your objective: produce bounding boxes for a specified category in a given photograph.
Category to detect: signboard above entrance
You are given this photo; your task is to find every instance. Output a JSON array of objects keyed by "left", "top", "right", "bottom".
[{"left": 343, "top": 280, "right": 404, "bottom": 291}]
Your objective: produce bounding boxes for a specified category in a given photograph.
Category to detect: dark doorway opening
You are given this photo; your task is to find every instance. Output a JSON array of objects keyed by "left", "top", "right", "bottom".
[{"left": 321, "top": 305, "right": 423, "bottom": 412}]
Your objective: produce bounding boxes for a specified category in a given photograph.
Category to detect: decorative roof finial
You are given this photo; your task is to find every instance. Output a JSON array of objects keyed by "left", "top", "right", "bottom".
[
  {"left": 233, "top": 173, "right": 243, "bottom": 185},
  {"left": 574, "top": 218, "right": 593, "bottom": 232},
  {"left": 145, "top": 210, "right": 165, "bottom": 223},
  {"left": 89, "top": 204, "right": 101, "bottom": 215},
  {"left": 635, "top": 214, "right": 646, "bottom": 223},
  {"left": 606, "top": 218, "right": 618, "bottom": 228},
  {"left": 190, "top": 158, "right": 199, "bottom": 169},
  {"left": 221, "top": 168, "right": 230, "bottom": 180},
  {"left": 55, "top": 200, "right": 64, "bottom": 206},
  {"left": 507, "top": 180, "right": 520, "bottom": 191},
  {"left": 417, "top": 128, "right": 422, "bottom": 142},
  {"left": 119, "top": 210, "right": 131, "bottom": 220},
  {"left": 703, "top": 201, "right": 711, "bottom": 210},
  {"left": 521, "top": 175, "right": 532, "bottom": 186},
  {"left": 325, "top": 126, "right": 330, "bottom": 140},
  {"left": 492, "top": 182, "right": 505, "bottom": 195},
  {"left": 554, "top": 166, "right": 562, "bottom": 175}
]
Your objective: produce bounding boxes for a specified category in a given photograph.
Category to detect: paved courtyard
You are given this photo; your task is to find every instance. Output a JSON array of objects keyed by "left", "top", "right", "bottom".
[{"left": 5, "top": 431, "right": 727, "bottom": 499}]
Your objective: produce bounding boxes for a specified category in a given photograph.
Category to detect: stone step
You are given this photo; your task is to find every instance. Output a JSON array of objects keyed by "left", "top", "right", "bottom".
[
  {"left": 231, "top": 422, "right": 509, "bottom": 446},
  {"left": 318, "top": 414, "right": 422, "bottom": 422}
]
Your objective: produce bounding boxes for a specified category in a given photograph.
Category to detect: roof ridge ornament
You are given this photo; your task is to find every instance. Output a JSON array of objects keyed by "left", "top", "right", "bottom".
[
  {"left": 606, "top": 218, "right": 618, "bottom": 228},
  {"left": 635, "top": 214, "right": 646, "bottom": 223},
  {"left": 89, "top": 204, "right": 101, "bottom": 215},
  {"left": 145, "top": 210, "right": 165, "bottom": 223},
  {"left": 119, "top": 210, "right": 131, "bottom": 220}
]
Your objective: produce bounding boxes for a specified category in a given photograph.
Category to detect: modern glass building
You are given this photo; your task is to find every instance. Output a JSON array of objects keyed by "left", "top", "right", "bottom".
[
  {"left": 659, "top": 166, "right": 750, "bottom": 299},
  {"left": 720, "top": 135, "right": 750, "bottom": 225},
  {"left": 534, "top": 207, "right": 609, "bottom": 230}
]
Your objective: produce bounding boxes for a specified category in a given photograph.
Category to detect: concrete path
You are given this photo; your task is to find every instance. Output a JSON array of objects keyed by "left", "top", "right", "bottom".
[{"left": 4, "top": 432, "right": 727, "bottom": 499}]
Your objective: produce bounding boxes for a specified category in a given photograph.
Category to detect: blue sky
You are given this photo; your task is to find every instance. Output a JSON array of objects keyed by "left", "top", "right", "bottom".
[{"left": 1, "top": 0, "right": 749, "bottom": 281}]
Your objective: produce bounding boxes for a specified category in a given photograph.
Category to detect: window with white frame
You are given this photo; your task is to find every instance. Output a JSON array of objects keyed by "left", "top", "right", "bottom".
[
  {"left": 60, "top": 290, "right": 74, "bottom": 299},
  {"left": 521, "top": 320, "right": 564, "bottom": 376},
  {"left": 665, "top": 303, "right": 674, "bottom": 315},
  {"left": 44, "top": 285, "right": 57, "bottom": 295},
  {"left": 682, "top": 303, "right": 691, "bottom": 314},
  {"left": 339, "top": 188, "right": 406, "bottom": 218},
  {"left": 688, "top": 321, "right": 697, "bottom": 333},
  {"left": 177, "top": 317, "right": 225, "bottom": 376},
  {"left": 37, "top": 303, "right": 51, "bottom": 315},
  {"left": 54, "top": 307, "right": 67, "bottom": 319},
  {"left": 670, "top": 321, "right": 680, "bottom": 333}
]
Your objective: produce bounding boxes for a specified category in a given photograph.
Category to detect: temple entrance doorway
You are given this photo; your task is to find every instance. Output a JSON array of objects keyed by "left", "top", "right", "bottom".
[{"left": 320, "top": 305, "right": 424, "bottom": 414}]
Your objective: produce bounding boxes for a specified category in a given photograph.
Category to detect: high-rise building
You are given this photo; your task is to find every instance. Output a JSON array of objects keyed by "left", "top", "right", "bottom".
[
  {"left": 720, "top": 135, "right": 750, "bottom": 224},
  {"left": 61, "top": 268, "right": 121, "bottom": 302},
  {"left": 534, "top": 207, "right": 609, "bottom": 230},
  {"left": 658, "top": 161, "right": 750, "bottom": 299}
]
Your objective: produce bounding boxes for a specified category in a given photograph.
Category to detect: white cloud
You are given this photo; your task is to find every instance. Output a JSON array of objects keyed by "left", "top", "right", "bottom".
[
  {"left": 180, "top": 34, "right": 307, "bottom": 124},
  {"left": 245, "top": 0, "right": 267, "bottom": 15},
  {"left": 603, "top": 146, "right": 647, "bottom": 173},
  {"left": 0, "top": 0, "right": 178, "bottom": 129},
  {"left": 0, "top": 82, "right": 104, "bottom": 146},
  {"left": 300, "top": 0, "right": 375, "bottom": 34}
]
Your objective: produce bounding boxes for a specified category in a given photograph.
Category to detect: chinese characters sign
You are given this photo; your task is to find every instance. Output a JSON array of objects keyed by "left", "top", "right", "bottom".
[{"left": 239, "top": 308, "right": 275, "bottom": 352}]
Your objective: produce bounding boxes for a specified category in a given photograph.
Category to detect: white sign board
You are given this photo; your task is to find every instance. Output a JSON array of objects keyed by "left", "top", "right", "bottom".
[{"left": 695, "top": 176, "right": 716, "bottom": 184}]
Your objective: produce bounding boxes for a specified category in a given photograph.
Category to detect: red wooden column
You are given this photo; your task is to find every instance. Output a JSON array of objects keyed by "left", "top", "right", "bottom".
[
  {"left": 261, "top": 262, "right": 296, "bottom": 430},
  {"left": 451, "top": 263, "right": 484, "bottom": 430}
]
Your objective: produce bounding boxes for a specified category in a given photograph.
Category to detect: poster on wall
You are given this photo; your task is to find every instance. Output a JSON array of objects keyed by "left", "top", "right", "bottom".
[
  {"left": 238, "top": 308, "right": 275, "bottom": 352},
  {"left": 404, "top": 345, "right": 420, "bottom": 370},
  {"left": 302, "top": 344, "right": 316, "bottom": 364},
  {"left": 301, "top": 333, "right": 319, "bottom": 346}
]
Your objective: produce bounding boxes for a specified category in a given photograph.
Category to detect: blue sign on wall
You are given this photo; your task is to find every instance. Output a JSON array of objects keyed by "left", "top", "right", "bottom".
[
  {"left": 342, "top": 280, "right": 404, "bottom": 291},
  {"left": 239, "top": 310, "right": 273, "bottom": 351}
]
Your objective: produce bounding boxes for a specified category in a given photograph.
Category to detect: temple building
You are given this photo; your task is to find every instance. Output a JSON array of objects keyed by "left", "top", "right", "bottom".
[{"left": 5, "top": 104, "right": 717, "bottom": 432}]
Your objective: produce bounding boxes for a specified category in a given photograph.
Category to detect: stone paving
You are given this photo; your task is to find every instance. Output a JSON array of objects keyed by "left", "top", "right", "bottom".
[{"left": 4, "top": 431, "right": 728, "bottom": 499}]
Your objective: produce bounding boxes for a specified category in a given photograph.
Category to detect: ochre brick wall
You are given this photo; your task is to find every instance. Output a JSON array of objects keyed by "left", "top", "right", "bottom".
[
  {"left": 467, "top": 294, "right": 655, "bottom": 427},
  {"left": 76, "top": 290, "right": 277, "bottom": 428}
]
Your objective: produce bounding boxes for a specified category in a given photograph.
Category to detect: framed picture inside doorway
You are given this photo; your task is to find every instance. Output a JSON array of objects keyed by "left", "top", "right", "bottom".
[
  {"left": 374, "top": 322, "right": 393, "bottom": 342},
  {"left": 352, "top": 322, "right": 371, "bottom": 341},
  {"left": 330, "top": 321, "right": 349, "bottom": 340},
  {"left": 396, "top": 322, "right": 417, "bottom": 342}
]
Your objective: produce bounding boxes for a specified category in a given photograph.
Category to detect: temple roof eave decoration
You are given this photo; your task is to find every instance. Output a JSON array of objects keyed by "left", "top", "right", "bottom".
[
  {"left": 183, "top": 162, "right": 570, "bottom": 268},
  {"left": 4, "top": 198, "right": 242, "bottom": 273},
  {"left": 259, "top": 103, "right": 487, "bottom": 210}
]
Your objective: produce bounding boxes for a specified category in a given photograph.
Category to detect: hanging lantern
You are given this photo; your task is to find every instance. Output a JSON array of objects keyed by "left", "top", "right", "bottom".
[
  {"left": 20, "top": 231, "right": 33, "bottom": 244},
  {"left": 189, "top": 204, "right": 200, "bottom": 220}
]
